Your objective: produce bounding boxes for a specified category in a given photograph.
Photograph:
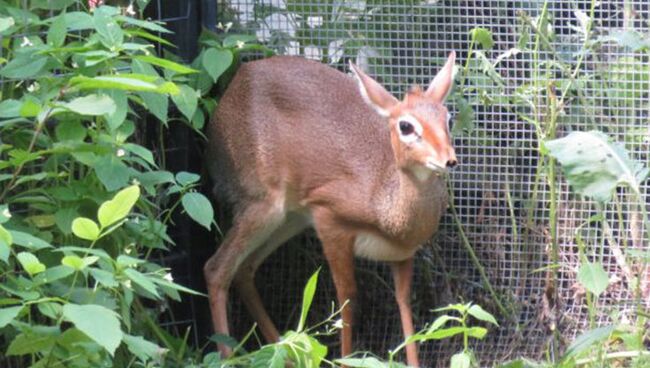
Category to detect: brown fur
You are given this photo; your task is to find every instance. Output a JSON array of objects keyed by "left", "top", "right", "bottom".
[{"left": 204, "top": 53, "right": 457, "bottom": 367}]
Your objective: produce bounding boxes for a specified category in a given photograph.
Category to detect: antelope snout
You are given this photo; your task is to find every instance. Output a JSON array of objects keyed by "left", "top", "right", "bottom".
[{"left": 446, "top": 159, "right": 458, "bottom": 168}]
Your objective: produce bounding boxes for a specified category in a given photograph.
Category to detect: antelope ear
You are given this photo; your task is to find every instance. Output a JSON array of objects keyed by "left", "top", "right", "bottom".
[
  {"left": 425, "top": 51, "right": 456, "bottom": 102},
  {"left": 349, "top": 61, "right": 398, "bottom": 117}
]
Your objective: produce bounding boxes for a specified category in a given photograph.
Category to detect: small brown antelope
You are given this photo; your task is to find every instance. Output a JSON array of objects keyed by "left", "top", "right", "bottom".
[{"left": 204, "top": 51, "right": 457, "bottom": 367}]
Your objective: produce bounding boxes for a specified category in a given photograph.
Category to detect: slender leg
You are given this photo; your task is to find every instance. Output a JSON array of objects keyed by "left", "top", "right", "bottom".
[
  {"left": 312, "top": 210, "right": 357, "bottom": 359},
  {"left": 204, "top": 200, "right": 284, "bottom": 357},
  {"left": 233, "top": 214, "right": 308, "bottom": 343},
  {"left": 391, "top": 257, "right": 419, "bottom": 367}
]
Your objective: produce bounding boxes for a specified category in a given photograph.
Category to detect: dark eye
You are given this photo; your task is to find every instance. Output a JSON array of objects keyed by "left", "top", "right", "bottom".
[
  {"left": 447, "top": 113, "right": 454, "bottom": 130},
  {"left": 399, "top": 121, "right": 415, "bottom": 135}
]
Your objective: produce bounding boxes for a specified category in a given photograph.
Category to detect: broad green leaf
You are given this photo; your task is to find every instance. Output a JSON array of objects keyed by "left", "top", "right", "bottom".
[
  {"left": 181, "top": 192, "right": 214, "bottom": 230},
  {"left": 335, "top": 357, "right": 392, "bottom": 368},
  {"left": 545, "top": 131, "right": 649, "bottom": 203},
  {"left": 116, "top": 15, "right": 172, "bottom": 33},
  {"left": 202, "top": 48, "right": 233, "bottom": 82},
  {"left": 171, "top": 84, "right": 199, "bottom": 121},
  {"left": 470, "top": 27, "right": 494, "bottom": 49},
  {"left": 62, "top": 94, "right": 116, "bottom": 116},
  {"left": 134, "top": 55, "right": 197, "bottom": 74},
  {"left": 0, "top": 54, "right": 48, "bottom": 79},
  {"left": 0, "top": 16, "right": 15, "bottom": 33},
  {"left": 62, "top": 255, "right": 99, "bottom": 271},
  {"left": 7, "top": 332, "right": 57, "bottom": 356},
  {"left": 433, "top": 303, "right": 471, "bottom": 314},
  {"left": 605, "top": 30, "right": 650, "bottom": 51},
  {"left": 47, "top": 14, "right": 67, "bottom": 47},
  {"left": 10, "top": 230, "right": 52, "bottom": 250},
  {"left": 298, "top": 269, "right": 320, "bottom": 331},
  {"left": 94, "top": 6, "right": 124, "bottom": 48},
  {"left": 423, "top": 326, "right": 467, "bottom": 340},
  {"left": 562, "top": 325, "right": 615, "bottom": 361},
  {"left": 0, "top": 223, "right": 12, "bottom": 246},
  {"left": 63, "top": 12, "right": 93, "bottom": 30},
  {"left": 36, "top": 265, "right": 74, "bottom": 285},
  {"left": 90, "top": 268, "right": 119, "bottom": 287},
  {"left": 54, "top": 207, "right": 78, "bottom": 234},
  {"left": 124, "top": 268, "right": 160, "bottom": 298},
  {"left": 37, "top": 302, "right": 62, "bottom": 320},
  {"left": 0, "top": 306, "right": 22, "bottom": 328},
  {"left": 105, "top": 89, "right": 128, "bottom": 131},
  {"left": 467, "top": 304, "right": 499, "bottom": 326},
  {"left": 62, "top": 303, "right": 123, "bottom": 355},
  {"left": 0, "top": 99, "right": 21, "bottom": 118},
  {"left": 251, "top": 345, "right": 287, "bottom": 368},
  {"left": 19, "top": 98, "right": 41, "bottom": 117},
  {"left": 71, "top": 217, "right": 100, "bottom": 241},
  {"left": 223, "top": 34, "right": 258, "bottom": 48},
  {"left": 16, "top": 252, "right": 46, "bottom": 276},
  {"left": 123, "top": 143, "right": 155, "bottom": 167},
  {"left": 451, "top": 352, "right": 472, "bottom": 368},
  {"left": 427, "top": 315, "right": 458, "bottom": 333},
  {"left": 577, "top": 261, "right": 609, "bottom": 296},
  {"left": 466, "top": 326, "right": 488, "bottom": 339},
  {"left": 56, "top": 120, "right": 87, "bottom": 141},
  {"left": 176, "top": 171, "right": 200, "bottom": 186},
  {"left": 0, "top": 205, "right": 9, "bottom": 224},
  {"left": 0, "top": 239, "right": 8, "bottom": 263},
  {"left": 98, "top": 185, "right": 140, "bottom": 228},
  {"left": 70, "top": 74, "right": 179, "bottom": 94},
  {"left": 123, "top": 334, "right": 163, "bottom": 362},
  {"left": 452, "top": 97, "right": 475, "bottom": 136},
  {"left": 93, "top": 155, "right": 131, "bottom": 191}
]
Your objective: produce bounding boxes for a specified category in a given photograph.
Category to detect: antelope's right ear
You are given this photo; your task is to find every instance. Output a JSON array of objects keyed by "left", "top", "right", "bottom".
[{"left": 349, "top": 61, "right": 398, "bottom": 117}]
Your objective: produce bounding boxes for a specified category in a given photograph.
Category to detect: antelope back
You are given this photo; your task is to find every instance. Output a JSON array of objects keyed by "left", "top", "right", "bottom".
[{"left": 205, "top": 54, "right": 456, "bottom": 211}]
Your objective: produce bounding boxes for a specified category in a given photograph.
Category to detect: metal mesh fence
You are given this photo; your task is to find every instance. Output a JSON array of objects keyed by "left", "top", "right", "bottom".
[{"left": 215, "top": 0, "right": 650, "bottom": 366}]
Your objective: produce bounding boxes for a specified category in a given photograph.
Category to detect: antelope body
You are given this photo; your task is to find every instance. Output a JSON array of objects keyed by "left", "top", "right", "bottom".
[{"left": 204, "top": 53, "right": 457, "bottom": 367}]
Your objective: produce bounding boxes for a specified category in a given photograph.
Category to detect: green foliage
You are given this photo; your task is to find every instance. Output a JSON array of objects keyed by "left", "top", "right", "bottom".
[
  {"left": 544, "top": 131, "right": 649, "bottom": 204},
  {"left": 0, "top": 1, "right": 249, "bottom": 366}
]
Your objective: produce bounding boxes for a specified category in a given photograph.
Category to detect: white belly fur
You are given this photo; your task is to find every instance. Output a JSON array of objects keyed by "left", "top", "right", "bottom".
[{"left": 353, "top": 232, "right": 417, "bottom": 262}]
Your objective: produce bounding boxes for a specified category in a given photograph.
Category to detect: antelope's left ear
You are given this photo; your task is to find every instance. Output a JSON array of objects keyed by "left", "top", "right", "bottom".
[
  {"left": 425, "top": 51, "right": 456, "bottom": 102},
  {"left": 349, "top": 61, "right": 399, "bottom": 117}
]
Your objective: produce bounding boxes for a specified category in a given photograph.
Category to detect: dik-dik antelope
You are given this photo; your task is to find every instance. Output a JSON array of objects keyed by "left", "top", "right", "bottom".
[{"left": 204, "top": 52, "right": 457, "bottom": 367}]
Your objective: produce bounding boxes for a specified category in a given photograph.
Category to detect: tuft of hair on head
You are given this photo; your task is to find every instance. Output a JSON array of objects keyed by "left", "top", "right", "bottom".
[{"left": 408, "top": 85, "right": 424, "bottom": 95}]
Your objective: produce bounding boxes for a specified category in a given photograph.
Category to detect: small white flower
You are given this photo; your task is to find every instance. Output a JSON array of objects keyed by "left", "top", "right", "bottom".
[
  {"left": 2, "top": 208, "right": 11, "bottom": 219},
  {"left": 328, "top": 39, "right": 345, "bottom": 64},
  {"left": 217, "top": 22, "right": 224, "bottom": 30},
  {"left": 125, "top": 4, "right": 136, "bottom": 16},
  {"left": 27, "top": 82, "right": 40, "bottom": 93},
  {"left": 164, "top": 272, "right": 174, "bottom": 282},
  {"left": 20, "top": 36, "right": 33, "bottom": 47},
  {"left": 333, "top": 319, "right": 344, "bottom": 329},
  {"left": 307, "top": 16, "right": 323, "bottom": 28},
  {"left": 224, "top": 22, "right": 233, "bottom": 32},
  {"left": 72, "top": 61, "right": 79, "bottom": 68},
  {"left": 235, "top": 40, "right": 245, "bottom": 49},
  {"left": 124, "top": 279, "right": 132, "bottom": 288},
  {"left": 116, "top": 148, "right": 126, "bottom": 157},
  {"left": 131, "top": 178, "right": 140, "bottom": 186}
]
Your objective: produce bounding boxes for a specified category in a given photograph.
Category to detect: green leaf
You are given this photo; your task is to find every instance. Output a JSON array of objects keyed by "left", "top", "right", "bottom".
[
  {"left": 467, "top": 304, "right": 499, "bottom": 326},
  {"left": 0, "top": 306, "right": 22, "bottom": 328},
  {"left": 47, "top": 14, "right": 67, "bottom": 47},
  {"left": 0, "top": 16, "right": 15, "bottom": 33},
  {"left": 545, "top": 131, "right": 648, "bottom": 203},
  {"left": 62, "top": 255, "right": 98, "bottom": 271},
  {"left": 94, "top": 6, "right": 124, "bottom": 49},
  {"left": 577, "top": 261, "right": 609, "bottom": 296},
  {"left": 116, "top": 15, "right": 172, "bottom": 33},
  {"left": 466, "top": 326, "right": 488, "bottom": 339},
  {"left": 452, "top": 97, "right": 475, "bottom": 136},
  {"left": 223, "top": 34, "right": 258, "bottom": 48},
  {"left": 98, "top": 185, "right": 140, "bottom": 228},
  {"left": 451, "top": 352, "right": 472, "bottom": 368},
  {"left": 181, "top": 192, "right": 213, "bottom": 230},
  {"left": 105, "top": 89, "right": 128, "bottom": 131},
  {"left": 251, "top": 345, "right": 288, "bottom": 368},
  {"left": 0, "top": 99, "right": 21, "bottom": 118},
  {"left": 124, "top": 268, "right": 160, "bottom": 298},
  {"left": 62, "top": 303, "right": 123, "bottom": 355},
  {"left": 71, "top": 217, "right": 100, "bottom": 241},
  {"left": 470, "top": 27, "right": 494, "bottom": 50},
  {"left": 176, "top": 171, "right": 200, "bottom": 186},
  {"left": 423, "top": 326, "right": 467, "bottom": 340},
  {"left": 7, "top": 332, "right": 57, "bottom": 356},
  {"left": 298, "top": 269, "right": 320, "bottom": 331},
  {"left": 93, "top": 155, "right": 131, "bottom": 191},
  {"left": 0, "top": 206, "right": 9, "bottom": 224},
  {"left": 335, "top": 357, "right": 391, "bottom": 368},
  {"left": 0, "top": 54, "right": 48, "bottom": 79},
  {"left": 10, "top": 230, "right": 52, "bottom": 250},
  {"left": 62, "top": 94, "right": 116, "bottom": 116},
  {"left": 134, "top": 55, "right": 198, "bottom": 74},
  {"left": 171, "top": 84, "right": 199, "bottom": 121},
  {"left": 20, "top": 98, "right": 41, "bottom": 117},
  {"left": 562, "top": 325, "right": 615, "bottom": 361},
  {"left": 70, "top": 74, "right": 179, "bottom": 94},
  {"left": 63, "top": 11, "right": 93, "bottom": 30},
  {"left": 0, "top": 224, "right": 13, "bottom": 252},
  {"left": 202, "top": 48, "right": 233, "bottom": 82},
  {"left": 16, "top": 252, "right": 46, "bottom": 276},
  {"left": 90, "top": 268, "right": 118, "bottom": 287},
  {"left": 56, "top": 120, "right": 87, "bottom": 141},
  {"left": 605, "top": 30, "right": 650, "bottom": 51},
  {"left": 427, "top": 315, "right": 457, "bottom": 333},
  {"left": 123, "top": 334, "right": 163, "bottom": 362}
]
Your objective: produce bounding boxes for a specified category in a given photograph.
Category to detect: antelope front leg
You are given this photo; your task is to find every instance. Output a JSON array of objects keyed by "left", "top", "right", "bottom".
[{"left": 391, "top": 257, "right": 419, "bottom": 367}]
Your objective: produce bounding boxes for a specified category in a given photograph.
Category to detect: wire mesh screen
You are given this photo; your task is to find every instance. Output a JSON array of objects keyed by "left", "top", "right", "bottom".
[{"left": 214, "top": 0, "right": 650, "bottom": 366}]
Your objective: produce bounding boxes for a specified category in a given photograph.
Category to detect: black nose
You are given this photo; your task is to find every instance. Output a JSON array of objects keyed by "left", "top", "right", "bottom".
[{"left": 446, "top": 159, "right": 458, "bottom": 168}]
